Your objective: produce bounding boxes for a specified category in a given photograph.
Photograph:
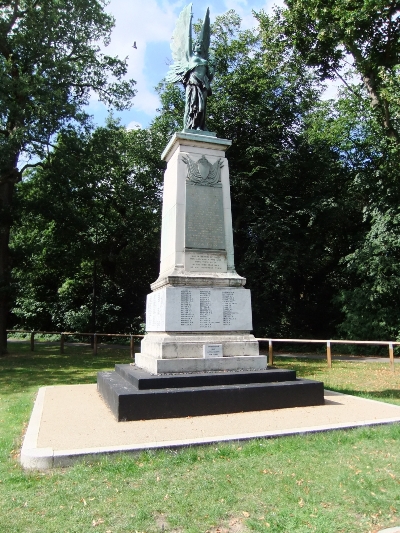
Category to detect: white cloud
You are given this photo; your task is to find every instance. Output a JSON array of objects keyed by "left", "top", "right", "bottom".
[
  {"left": 223, "top": 0, "right": 284, "bottom": 29},
  {"left": 93, "top": 0, "right": 182, "bottom": 116},
  {"left": 126, "top": 120, "right": 143, "bottom": 130}
]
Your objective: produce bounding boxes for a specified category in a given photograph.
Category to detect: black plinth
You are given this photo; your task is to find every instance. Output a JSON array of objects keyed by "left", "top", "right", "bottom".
[{"left": 97, "top": 365, "right": 324, "bottom": 421}]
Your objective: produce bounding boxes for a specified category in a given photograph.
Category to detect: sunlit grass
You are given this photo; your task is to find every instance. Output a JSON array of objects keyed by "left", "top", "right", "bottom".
[
  {"left": 0, "top": 344, "right": 399, "bottom": 533},
  {"left": 274, "top": 356, "right": 400, "bottom": 406}
]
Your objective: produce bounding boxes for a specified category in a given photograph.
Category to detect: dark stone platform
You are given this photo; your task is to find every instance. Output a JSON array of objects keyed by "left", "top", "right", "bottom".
[{"left": 97, "top": 365, "right": 325, "bottom": 421}]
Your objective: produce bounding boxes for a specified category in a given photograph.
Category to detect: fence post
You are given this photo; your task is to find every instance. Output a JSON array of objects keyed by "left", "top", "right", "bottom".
[
  {"left": 389, "top": 342, "right": 395, "bottom": 373},
  {"left": 60, "top": 334, "right": 65, "bottom": 354},
  {"left": 30, "top": 331, "right": 35, "bottom": 352},
  {"left": 93, "top": 333, "right": 98, "bottom": 356},
  {"left": 268, "top": 340, "right": 273, "bottom": 366},
  {"left": 130, "top": 335, "right": 135, "bottom": 359},
  {"left": 327, "top": 341, "right": 332, "bottom": 368}
]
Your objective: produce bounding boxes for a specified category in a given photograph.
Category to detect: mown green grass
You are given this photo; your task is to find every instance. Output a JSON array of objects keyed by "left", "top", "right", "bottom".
[
  {"left": 274, "top": 356, "right": 400, "bottom": 406},
  {"left": 0, "top": 344, "right": 399, "bottom": 533}
]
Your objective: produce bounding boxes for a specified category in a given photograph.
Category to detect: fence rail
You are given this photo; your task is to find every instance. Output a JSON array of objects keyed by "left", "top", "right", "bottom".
[
  {"left": 6, "top": 331, "right": 398, "bottom": 372},
  {"left": 256, "top": 338, "right": 399, "bottom": 372},
  {"left": 6, "top": 330, "right": 144, "bottom": 358}
]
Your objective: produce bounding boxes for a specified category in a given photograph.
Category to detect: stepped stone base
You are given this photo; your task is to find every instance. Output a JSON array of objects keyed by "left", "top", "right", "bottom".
[
  {"left": 97, "top": 365, "right": 325, "bottom": 421},
  {"left": 135, "top": 353, "right": 267, "bottom": 374},
  {"left": 139, "top": 332, "right": 262, "bottom": 373}
]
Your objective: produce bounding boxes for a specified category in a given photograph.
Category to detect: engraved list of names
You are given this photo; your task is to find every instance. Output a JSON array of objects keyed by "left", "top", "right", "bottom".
[
  {"left": 147, "top": 288, "right": 252, "bottom": 332},
  {"left": 180, "top": 289, "right": 194, "bottom": 327},
  {"left": 222, "top": 290, "right": 239, "bottom": 326},
  {"left": 199, "top": 289, "right": 222, "bottom": 329}
]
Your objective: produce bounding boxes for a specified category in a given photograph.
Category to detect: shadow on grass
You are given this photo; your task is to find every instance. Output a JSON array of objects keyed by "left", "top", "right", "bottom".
[
  {"left": 325, "top": 386, "right": 400, "bottom": 402},
  {"left": 0, "top": 344, "right": 131, "bottom": 394},
  {"left": 271, "top": 358, "right": 329, "bottom": 375}
]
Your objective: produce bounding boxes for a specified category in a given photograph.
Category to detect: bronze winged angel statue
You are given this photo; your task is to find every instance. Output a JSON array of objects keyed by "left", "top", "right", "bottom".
[{"left": 166, "top": 4, "right": 214, "bottom": 131}]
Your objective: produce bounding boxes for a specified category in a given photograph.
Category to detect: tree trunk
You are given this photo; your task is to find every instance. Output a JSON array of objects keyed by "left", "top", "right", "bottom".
[{"left": 0, "top": 175, "right": 15, "bottom": 355}]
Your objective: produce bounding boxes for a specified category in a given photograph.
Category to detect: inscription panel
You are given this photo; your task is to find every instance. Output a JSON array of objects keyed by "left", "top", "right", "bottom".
[
  {"left": 146, "top": 287, "right": 252, "bottom": 332},
  {"left": 185, "top": 183, "right": 225, "bottom": 250},
  {"left": 203, "top": 344, "right": 223, "bottom": 358},
  {"left": 146, "top": 290, "right": 166, "bottom": 331},
  {"left": 185, "top": 251, "right": 227, "bottom": 272}
]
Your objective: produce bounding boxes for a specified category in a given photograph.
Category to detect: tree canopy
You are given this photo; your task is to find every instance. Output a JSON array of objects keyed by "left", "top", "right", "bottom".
[
  {"left": 6, "top": 5, "right": 400, "bottom": 345},
  {"left": 11, "top": 120, "right": 164, "bottom": 333},
  {"left": 0, "top": 0, "right": 136, "bottom": 352},
  {"left": 281, "top": 0, "right": 400, "bottom": 142}
]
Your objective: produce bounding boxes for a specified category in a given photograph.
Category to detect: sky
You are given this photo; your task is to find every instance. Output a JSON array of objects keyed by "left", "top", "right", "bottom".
[{"left": 88, "top": 0, "right": 286, "bottom": 129}]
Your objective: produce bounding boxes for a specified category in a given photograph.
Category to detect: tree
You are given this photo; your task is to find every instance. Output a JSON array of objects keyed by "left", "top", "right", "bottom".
[
  {"left": 280, "top": 0, "right": 400, "bottom": 143},
  {"left": 275, "top": 1, "right": 400, "bottom": 341},
  {"left": 154, "top": 11, "right": 363, "bottom": 338},
  {"left": 0, "top": 0, "right": 136, "bottom": 352},
  {"left": 10, "top": 120, "right": 164, "bottom": 333}
]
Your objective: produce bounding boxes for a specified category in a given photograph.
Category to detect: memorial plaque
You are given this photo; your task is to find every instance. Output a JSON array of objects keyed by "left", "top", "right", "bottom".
[
  {"left": 185, "top": 182, "right": 225, "bottom": 250},
  {"left": 146, "top": 289, "right": 166, "bottom": 330},
  {"left": 186, "top": 251, "right": 227, "bottom": 272},
  {"left": 203, "top": 344, "right": 223, "bottom": 358},
  {"left": 146, "top": 287, "right": 252, "bottom": 332}
]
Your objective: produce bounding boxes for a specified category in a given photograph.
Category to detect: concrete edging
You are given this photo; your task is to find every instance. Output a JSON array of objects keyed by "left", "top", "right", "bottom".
[
  {"left": 20, "top": 386, "right": 400, "bottom": 470},
  {"left": 20, "top": 387, "right": 54, "bottom": 469}
]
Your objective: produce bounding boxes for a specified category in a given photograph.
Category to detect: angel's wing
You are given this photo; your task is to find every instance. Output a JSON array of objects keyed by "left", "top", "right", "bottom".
[
  {"left": 182, "top": 155, "right": 203, "bottom": 184},
  {"left": 171, "top": 4, "right": 192, "bottom": 64},
  {"left": 198, "top": 7, "right": 210, "bottom": 60},
  {"left": 165, "top": 62, "right": 189, "bottom": 84},
  {"left": 166, "top": 4, "right": 193, "bottom": 84},
  {"left": 206, "top": 159, "right": 223, "bottom": 185}
]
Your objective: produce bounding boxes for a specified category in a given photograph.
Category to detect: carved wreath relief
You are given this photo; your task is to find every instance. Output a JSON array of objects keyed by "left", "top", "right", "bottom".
[{"left": 182, "top": 154, "right": 223, "bottom": 187}]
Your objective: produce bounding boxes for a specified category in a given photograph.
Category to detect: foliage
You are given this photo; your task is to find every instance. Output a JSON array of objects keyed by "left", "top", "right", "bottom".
[
  {"left": 9, "top": 121, "right": 164, "bottom": 333},
  {"left": 0, "top": 0, "right": 136, "bottom": 352},
  {"left": 0, "top": 0, "right": 136, "bottom": 171},
  {"left": 281, "top": 0, "right": 400, "bottom": 142},
  {"left": 256, "top": 4, "right": 400, "bottom": 340},
  {"left": 7, "top": 5, "right": 400, "bottom": 342},
  {"left": 158, "top": 11, "right": 363, "bottom": 338},
  {"left": 335, "top": 145, "right": 400, "bottom": 341}
]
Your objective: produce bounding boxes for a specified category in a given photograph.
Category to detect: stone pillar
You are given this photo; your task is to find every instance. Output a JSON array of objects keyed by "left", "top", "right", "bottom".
[{"left": 135, "top": 131, "right": 266, "bottom": 374}]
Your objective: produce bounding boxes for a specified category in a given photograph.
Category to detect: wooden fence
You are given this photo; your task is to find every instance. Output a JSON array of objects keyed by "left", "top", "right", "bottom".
[
  {"left": 6, "top": 331, "right": 398, "bottom": 372},
  {"left": 6, "top": 330, "right": 144, "bottom": 358},
  {"left": 257, "top": 338, "right": 398, "bottom": 372}
]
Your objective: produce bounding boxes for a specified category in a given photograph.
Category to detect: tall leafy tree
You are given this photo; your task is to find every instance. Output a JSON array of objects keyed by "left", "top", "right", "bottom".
[
  {"left": 10, "top": 121, "right": 164, "bottom": 333},
  {"left": 154, "top": 11, "right": 363, "bottom": 338},
  {"left": 0, "top": 0, "right": 136, "bottom": 352},
  {"left": 275, "top": 1, "right": 400, "bottom": 340},
  {"left": 280, "top": 0, "right": 400, "bottom": 143}
]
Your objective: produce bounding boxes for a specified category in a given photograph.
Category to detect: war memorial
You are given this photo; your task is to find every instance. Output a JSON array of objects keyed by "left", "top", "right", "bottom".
[{"left": 97, "top": 4, "right": 324, "bottom": 421}]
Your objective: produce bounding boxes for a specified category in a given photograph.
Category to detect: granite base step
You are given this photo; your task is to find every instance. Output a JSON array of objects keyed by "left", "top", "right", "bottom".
[{"left": 97, "top": 365, "right": 325, "bottom": 421}]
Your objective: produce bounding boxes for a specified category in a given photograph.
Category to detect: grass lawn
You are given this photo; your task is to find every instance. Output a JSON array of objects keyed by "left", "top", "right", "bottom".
[{"left": 0, "top": 343, "right": 399, "bottom": 533}]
